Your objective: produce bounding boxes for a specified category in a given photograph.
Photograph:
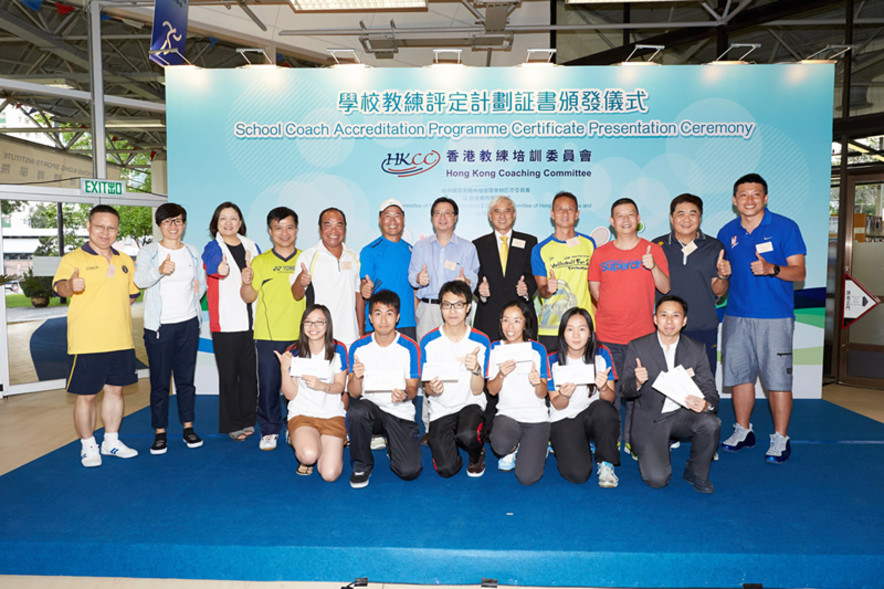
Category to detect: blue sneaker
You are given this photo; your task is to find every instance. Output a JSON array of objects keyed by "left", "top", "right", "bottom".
[
  {"left": 765, "top": 433, "right": 791, "bottom": 464},
  {"left": 498, "top": 447, "right": 517, "bottom": 471},
  {"left": 721, "top": 423, "right": 756, "bottom": 453}
]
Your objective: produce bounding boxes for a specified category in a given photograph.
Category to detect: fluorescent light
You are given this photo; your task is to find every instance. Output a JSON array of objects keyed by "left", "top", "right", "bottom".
[
  {"left": 288, "top": 0, "right": 426, "bottom": 11},
  {"left": 567, "top": 0, "right": 693, "bottom": 3}
]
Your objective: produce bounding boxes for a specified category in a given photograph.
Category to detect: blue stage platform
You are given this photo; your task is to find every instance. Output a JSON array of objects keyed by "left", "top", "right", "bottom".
[{"left": 1, "top": 397, "right": 882, "bottom": 588}]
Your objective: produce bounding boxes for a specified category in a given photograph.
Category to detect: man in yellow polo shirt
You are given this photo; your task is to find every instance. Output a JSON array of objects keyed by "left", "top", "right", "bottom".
[
  {"left": 53, "top": 204, "right": 140, "bottom": 468},
  {"left": 241, "top": 206, "right": 306, "bottom": 451}
]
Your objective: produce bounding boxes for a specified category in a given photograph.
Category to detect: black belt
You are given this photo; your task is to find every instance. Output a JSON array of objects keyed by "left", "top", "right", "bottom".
[{"left": 420, "top": 298, "right": 441, "bottom": 305}]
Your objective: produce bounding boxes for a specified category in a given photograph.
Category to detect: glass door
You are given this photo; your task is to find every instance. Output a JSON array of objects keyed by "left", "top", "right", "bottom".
[{"left": 839, "top": 173, "right": 884, "bottom": 387}]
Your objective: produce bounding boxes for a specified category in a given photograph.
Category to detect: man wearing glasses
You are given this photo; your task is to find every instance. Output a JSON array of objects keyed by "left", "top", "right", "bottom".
[
  {"left": 53, "top": 205, "right": 140, "bottom": 467},
  {"left": 408, "top": 197, "right": 479, "bottom": 343},
  {"left": 717, "top": 173, "right": 806, "bottom": 464},
  {"left": 419, "top": 281, "right": 490, "bottom": 478}
]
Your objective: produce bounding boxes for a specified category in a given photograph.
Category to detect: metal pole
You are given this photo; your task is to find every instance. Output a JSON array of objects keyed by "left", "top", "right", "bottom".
[
  {"left": 56, "top": 202, "right": 66, "bottom": 304},
  {"left": 88, "top": 0, "right": 107, "bottom": 180},
  {"left": 834, "top": 0, "right": 854, "bottom": 382}
]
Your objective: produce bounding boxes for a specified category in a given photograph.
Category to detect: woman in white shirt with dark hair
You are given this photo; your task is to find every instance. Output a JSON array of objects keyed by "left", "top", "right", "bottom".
[
  {"left": 547, "top": 306, "right": 620, "bottom": 488},
  {"left": 135, "top": 202, "right": 207, "bottom": 455}
]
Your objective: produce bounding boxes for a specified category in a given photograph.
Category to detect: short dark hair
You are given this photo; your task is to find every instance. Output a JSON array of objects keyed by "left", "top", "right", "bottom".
[
  {"left": 611, "top": 197, "right": 638, "bottom": 217},
  {"left": 319, "top": 207, "right": 346, "bottom": 228},
  {"left": 431, "top": 197, "right": 458, "bottom": 218},
  {"left": 439, "top": 280, "right": 471, "bottom": 304},
  {"left": 267, "top": 207, "right": 298, "bottom": 228},
  {"left": 369, "top": 289, "right": 400, "bottom": 314},
  {"left": 155, "top": 202, "right": 186, "bottom": 226},
  {"left": 209, "top": 202, "right": 246, "bottom": 238},
  {"left": 89, "top": 204, "right": 119, "bottom": 221},
  {"left": 552, "top": 191, "right": 578, "bottom": 209},
  {"left": 670, "top": 193, "right": 703, "bottom": 216},
  {"left": 733, "top": 173, "right": 768, "bottom": 196},
  {"left": 655, "top": 294, "right": 688, "bottom": 315},
  {"left": 498, "top": 299, "right": 537, "bottom": 342}
]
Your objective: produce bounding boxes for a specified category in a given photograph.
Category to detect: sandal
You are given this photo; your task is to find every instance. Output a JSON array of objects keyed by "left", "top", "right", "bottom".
[
  {"left": 243, "top": 426, "right": 255, "bottom": 438},
  {"left": 296, "top": 463, "right": 314, "bottom": 476},
  {"left": 228, "top": 429, "right": 247, "bottom": 441}
]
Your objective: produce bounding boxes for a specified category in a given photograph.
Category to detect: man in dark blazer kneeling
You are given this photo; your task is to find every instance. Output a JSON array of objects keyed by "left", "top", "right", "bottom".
[
  {"left": 620, "top": 295, "right": 721, "bottom": 493},
  {"left": 472, "top": 195, "right": 538, "bottom": 340}
]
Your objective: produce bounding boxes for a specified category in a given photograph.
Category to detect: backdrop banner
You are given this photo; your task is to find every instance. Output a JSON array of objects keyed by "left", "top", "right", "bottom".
[{"left": 167, "top": 63, "right": 833, "bottom": 398}]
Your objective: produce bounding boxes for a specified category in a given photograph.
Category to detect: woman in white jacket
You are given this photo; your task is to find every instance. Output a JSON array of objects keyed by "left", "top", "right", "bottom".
[
  {"left": 134, "top": 203, "right": 207, "bottom": 455},
  {"left": 201, "top": 202, "right": 261, "bottom": 441}
]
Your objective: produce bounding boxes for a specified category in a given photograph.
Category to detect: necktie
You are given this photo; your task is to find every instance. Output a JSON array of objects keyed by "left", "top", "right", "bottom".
[{"left": 500, "top": 234, "right": 509, "bottom": 273}]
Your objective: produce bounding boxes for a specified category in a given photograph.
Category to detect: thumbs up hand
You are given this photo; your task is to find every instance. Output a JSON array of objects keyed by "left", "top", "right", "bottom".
[
  {"left": 635, "top": 358, "right": 648, "bottom": 387},
  {"left": 360, "top": 274, "right": 374, "bottom": 299},
  {"left": 70, "top": 268, "right": 85, "bottom": 294},
  {"left": 455, "top": 267, "right": 468, "bottom": 285},
  {"left": 217, "top": 253, "right": 229, "bottom": 277},
  {"left": 465, "top": 346, "right": 481, "bottom": 374},
  {"left": 642, "top": 245, "right": 655, "bottom": 270},
  {"left": 595, "top": 367, "right": 612, "bottom": 391},
  {"left": 352, "top": 354, "right": 365, "bottom": 379},
  {"left": 478, "top": 276, "right": 491, "bottom": 298},
  {"left": 159, "top": 253, "right": 175, "bottom": 275},
  {"left": 241, "top": 255, "right": 254, "bottom": 285},
  {"left": 296, "top": 262, "right": 312, "bottom": 288},
  {"left": 716, "top": 249, "right": 731, "bottom": 279},
  {"left": 528, "top": 362, "right": 542, "bottom": 387},
  {"left": 516, "top": 275, "right": 528, "bottom": 297},
  {"left": 417, "top": 263, "right": 430, "bottom": 287},
  {"left": 751, "top": 251, "right": 770, "bottom": 276},
  {"left": 547, "top": 268, "right": 558, "bottom": 294}
]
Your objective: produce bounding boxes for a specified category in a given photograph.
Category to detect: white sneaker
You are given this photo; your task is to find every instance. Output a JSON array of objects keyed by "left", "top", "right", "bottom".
[
  {"left": 497, "top": 448, "right": 517, "bottom": 472},
  {"left": 80, "top": 443, "right": 101, "bottom": 468},
  {"left": 597, "top": 461, "right": 619, "bottom": 488},
  {"left": 100, "top": 439, "right": 138, "bottom": 459},
  {"left": 259, "top": 434, "right": 278, "bottom": 451},
  {"left": 370, "top": 435, "right": 387, "bottom": 451}
]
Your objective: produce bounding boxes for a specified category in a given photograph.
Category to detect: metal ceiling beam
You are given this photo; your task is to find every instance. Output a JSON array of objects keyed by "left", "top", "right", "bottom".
[
  {"left": 564, "top": 0, "right": 843, "bottom": 65},
  {"left": 0, "top": 77, "right": 165, "bottom": 113}
]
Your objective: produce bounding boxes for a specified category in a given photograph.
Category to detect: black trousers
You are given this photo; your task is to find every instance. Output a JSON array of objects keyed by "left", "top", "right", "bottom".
[
  {"left": 144, "top": 317, "right": 199, "bottom": 430},
  {"left": 212, "top": 330, "right": 258, "bottom": 434},
  {"left": 347, "top": 396, "right": 422, "bottom": 480},
  {"left": 427, "top": 404, "right": 485, "bottom": 478},
  {"left": 632, "top": 409, "right": 721, "bottom": 489},
  {"left": 549, "top": 399, "right": 621, "bottom": 484}
]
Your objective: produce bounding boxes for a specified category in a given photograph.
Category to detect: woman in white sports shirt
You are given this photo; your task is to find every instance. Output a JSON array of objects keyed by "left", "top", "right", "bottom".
[
  {"left": 275, "top": 304, "right": 348, "bottom": 481},
  {"left": 487, "top": 298, "right": 550, "bottom": 486},
  {"left": 547, "top": 306, "right": 620, "bottom": 488}
]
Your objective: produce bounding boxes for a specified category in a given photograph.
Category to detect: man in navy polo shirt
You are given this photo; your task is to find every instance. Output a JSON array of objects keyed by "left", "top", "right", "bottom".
[
  {"left": 717, "top": 173, "right": 806, "bottom": 464},
  {"left": 653, "top": 193, "right": 731, "bottom": 376}
]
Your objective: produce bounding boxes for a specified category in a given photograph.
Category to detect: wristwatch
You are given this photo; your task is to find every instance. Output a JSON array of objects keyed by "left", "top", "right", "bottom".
[{"left": 771, "top": 264, "right": 780, "bottom": 277}]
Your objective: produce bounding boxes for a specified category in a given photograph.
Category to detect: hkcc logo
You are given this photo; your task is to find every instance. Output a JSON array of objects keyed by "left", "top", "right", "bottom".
[{"left": 381, "top": 151, "right": 440, "bottom": 177}]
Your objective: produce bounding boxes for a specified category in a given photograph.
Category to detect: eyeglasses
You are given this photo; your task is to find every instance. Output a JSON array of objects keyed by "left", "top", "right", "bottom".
[
  {"left": 441, "top": 301, "right": 467, "bottom": 311},
  {"left": 303, "top": 320, "right": 327, "bottom": 328},
  {"left": 433, "top": 210, "right": 455, "bottom": 217},
  {"left": 161, "top": 218, "right": 185, "bottom": 226}
]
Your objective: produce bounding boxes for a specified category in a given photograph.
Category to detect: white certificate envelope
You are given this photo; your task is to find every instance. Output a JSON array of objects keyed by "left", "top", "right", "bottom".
[
  {"left": 363, "top": 369, "right": 406, "bottom": 392},
  {"left": 553, "top": 363, "right": 595, "bottom": 385},
  {"left": 494, "top": 342, "right": 535, "bottom": 375},
  {"left": 651, "top": 365, "right": 704, "bottom": 409},
  {"left": 422, "top": 361, "right": 460, "bottom": 381},
  {"left": 290, "top": 357, "right": 331, "bottom": 380}
]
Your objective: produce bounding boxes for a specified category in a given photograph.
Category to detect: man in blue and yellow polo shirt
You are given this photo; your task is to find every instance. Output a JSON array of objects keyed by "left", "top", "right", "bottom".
[{"left": 53, "top": 204, "right": 140, "bottom": 468}]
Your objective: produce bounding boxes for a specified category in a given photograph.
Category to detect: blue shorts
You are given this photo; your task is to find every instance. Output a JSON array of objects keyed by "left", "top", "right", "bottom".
[
  {"left": 721, "top": 316, "right": 794, "bottom": 391},
  {"left": 66, "top": 349, "right": 137, "bottom": 395}
]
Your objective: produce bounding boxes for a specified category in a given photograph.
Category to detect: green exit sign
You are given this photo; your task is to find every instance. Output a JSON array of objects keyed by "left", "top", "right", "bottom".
[{"left": 80, "top": 178, "right": 125, "bottom": 196}]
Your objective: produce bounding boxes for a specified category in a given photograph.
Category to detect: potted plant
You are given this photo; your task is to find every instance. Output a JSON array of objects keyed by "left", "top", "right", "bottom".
[{"left": 20, "top": 270, "right": 54, "bottom": 308}]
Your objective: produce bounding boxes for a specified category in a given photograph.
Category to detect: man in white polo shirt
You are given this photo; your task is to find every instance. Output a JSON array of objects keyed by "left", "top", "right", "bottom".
[
  {"left": 292, "top": 207, "right": 363, "bottom": 347},
  {"left": 347, "top": 289, "right": 422, "bottom": 489},
  {"left": 420, "top": 280, "right": 490, "bottom": 478}
]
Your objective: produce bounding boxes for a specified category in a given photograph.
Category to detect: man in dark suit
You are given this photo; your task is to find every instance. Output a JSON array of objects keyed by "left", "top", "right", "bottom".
[
  {"left": 472, "top": 195, "right": 538, "bottom": 340},
  {"left": 620, "top": 295, "right": 721, "bottom": 493}
]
